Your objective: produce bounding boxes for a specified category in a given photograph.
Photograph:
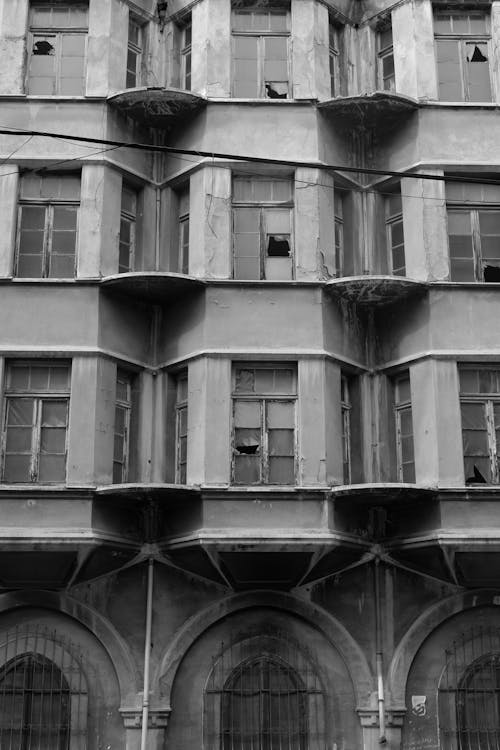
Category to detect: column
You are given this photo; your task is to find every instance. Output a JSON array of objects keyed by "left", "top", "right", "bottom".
[
  {"left": 291, "top": 0, "right": 330, "bottom": 100},
  {"left": 295, "top": 168, "right": 335, "bottom": 280},
  {"left": 392, "top": 1, "right": 438, "bottom": 99},
  {"left": 0, "top": 165, "right": 19, "bottom": 277},
  {"left": 401, "top": 171, "right": 448, "bottom": 281},
  {"left": 192, "top": 0, "right": 231, "bottom": 97},
  {"left": 0, "top": 0, "right": 29, "bottom": 95},
  {"left": 78, "top": 165, "right": 122, "bottom": 278},
  {"left": 490, "top": 2, "right": 500, "bottom": 103},
  {"left": 87, "top": 0, "right": 128, "bottom": 96},
  {"left": 189, "top": 167, "right": 232, "bottom": 278}
]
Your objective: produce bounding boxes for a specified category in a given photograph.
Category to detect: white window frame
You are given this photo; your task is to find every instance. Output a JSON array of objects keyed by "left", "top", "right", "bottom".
[
  {"left": 232, "top": 175, "right": 294, "bottom": 280},
  {"left": 378, "top": 25, "right": 395, "bottom": 91},
  {"left": 1, "top": 361, "right": 71, "bottom": 484},
  {"left": 231, "top": 8, "right": 291, "bottom": 99},
  {"left": 386, "top": 191, "right": 405, "bottom": 276},
  {"left": 434, "top": 11, "right": 491, "bottom": 102},
  {"left": 394, "top": 373, "right": 415, "bottom": 482},
  {"left": 459, "top": 366, "right": 500, "bottom": 484},
  {"left": 126, "top": 16, "right": 143, "bottom": 88},
  {"left": 232, "top": 364, "right": 297, "bottom": 485},
  {"left": 175, "top": 371, "right": 188, "bottom": 484},
  {"left": 27, "top": 3, "right": 88, "bottom": 96},
  {"left": 113, "top": 370, "right": 132, "bottom": 484}
]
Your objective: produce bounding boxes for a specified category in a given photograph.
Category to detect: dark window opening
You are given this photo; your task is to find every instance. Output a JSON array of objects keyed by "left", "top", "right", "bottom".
[
  {"left": 465, "top": 464, "right": 487, "bottom": 484},
  {"left": 33, "top": 40, "right": 54, "bottom": 55},
  {"left": 469, "top": 45, "right": 488, "bottom": 62},
  {"left": 265, "top": 82, "right": 287, "bottom": 98},
  {"left": 484, "top": 265, "right": 500, "bottom": 282},
  {"left": 267, "top": 235, "right": 290, "bottom": 256}
]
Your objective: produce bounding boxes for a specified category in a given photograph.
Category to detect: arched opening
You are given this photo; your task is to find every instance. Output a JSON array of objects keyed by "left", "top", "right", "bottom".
[
  {"left": 456, "top": 654, "right": 500, "bottom": 750},
  {"left": 221, "top": 655, "right": 307, "bottom": 750},
  {"left": 0, "top": 652, "right": 72, "bottom": 749}
]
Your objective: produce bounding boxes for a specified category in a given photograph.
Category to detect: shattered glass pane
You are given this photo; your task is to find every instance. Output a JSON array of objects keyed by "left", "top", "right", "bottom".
[
  {"left": 267, "top": 236, "right": 290, "bottom": 256},
  {"left": 467, "top": 43, "right": 491, "bottom": 101},
  {"left": 235, "top": 428, "right": 260, "bottom": 454}
]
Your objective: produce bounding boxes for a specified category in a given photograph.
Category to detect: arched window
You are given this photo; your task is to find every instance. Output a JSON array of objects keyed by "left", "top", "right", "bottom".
[
  {"left": 456, "top": 654, "right": 500, "bottom": 750},
  {"left": 221, "top": 656, "right": 307, "bottom": 750},
  {"left": 0, "top": 653, "right": 71, "bottom": 749}
]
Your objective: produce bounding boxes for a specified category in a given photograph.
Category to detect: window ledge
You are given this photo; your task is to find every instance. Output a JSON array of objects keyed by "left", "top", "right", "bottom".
[
  {"left": 421, "top": 100, "right": 500, "bottom": 109},
  {"left": 207, "top": 98, "right": 315, "bottom": 105}
]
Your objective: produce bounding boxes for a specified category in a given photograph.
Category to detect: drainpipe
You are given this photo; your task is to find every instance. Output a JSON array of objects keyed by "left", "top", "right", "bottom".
[
  {"left": 374, "top": 555, "right": 387, "bottom": 744},
  {"left": 140, "top": 558, "right": 155, "bottom": 750}
]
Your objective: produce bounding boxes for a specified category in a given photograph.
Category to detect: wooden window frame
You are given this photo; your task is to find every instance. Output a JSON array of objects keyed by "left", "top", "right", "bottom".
[
  {"left": 175, "top": 371, "right": 188, "bottom": 484},
  {"left": 180, "top": 19, "right": 192, "bottom": 91},
  {"left": 126, "top": 16, "right": 143, "bottom": 88},
  {"left": 113, "top": 370, "right": 132, "bottom": 484},
  {"left": 378, "top": 25, "right": 395, "bottom": 92},
  {"left": 394, "top": 372, "right": 415, "bottom": 482},
  {"left": 119, "top": 185, "right": 137, "bottom": 273},
  {"left": 459, "top": 366, "right": 500, "bottom": 484}
]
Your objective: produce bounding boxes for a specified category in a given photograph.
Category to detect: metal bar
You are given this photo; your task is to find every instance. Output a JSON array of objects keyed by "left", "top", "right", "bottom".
[{"left": 140, "top": 558, "right": 155, "bottom": 750}]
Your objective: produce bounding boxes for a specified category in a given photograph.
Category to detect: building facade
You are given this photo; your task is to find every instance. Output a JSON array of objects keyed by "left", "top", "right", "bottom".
[{"left": 0, "top": 0, "right": 500, "bottom": 748}]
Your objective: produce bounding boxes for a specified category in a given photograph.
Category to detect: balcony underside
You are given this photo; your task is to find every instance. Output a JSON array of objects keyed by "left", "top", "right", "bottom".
[
  {"left": 107, "top": 87, "right": 207, "bottom": 127},
  {"left": 326, "top": 275, "right": 427, "bottom": 306},
  {"left": 100, "top": 272, "right": 205, "bottom": 303},
  {"left": 318, "top": 91, "right": 418, "bottom": 129}
]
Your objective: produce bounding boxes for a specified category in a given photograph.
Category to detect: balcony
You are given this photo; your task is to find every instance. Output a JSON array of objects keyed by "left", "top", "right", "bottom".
[
  {"left": 326, "top": 275, "right": 427, "bottom": 307},
  {"left": 107, "top": 86, "right": 207, "bottom": 128},
  {"left": 100, "top": 272, "right": 205, "bottom": 304},
  {"left": 318, "top": 92, "right": 418, "bottom": 130}
]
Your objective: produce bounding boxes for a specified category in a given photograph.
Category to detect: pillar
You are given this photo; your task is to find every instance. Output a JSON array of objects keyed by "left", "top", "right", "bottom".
[
  {"left": 295, "top": 168, "right": 335, "bottom": 280},
  {"left": 291, "top": 0, "right": 330, "bottom": 100},
  {"left": 192, "top": 0, "right": 231, "bottom": 97},
  {"left": 401, "top": 171, "right": 448, "bottom": 281},
  {"left": 0, "top": 0, "right": 29, "bottom": 95},
  {"left": 189, "top": 167, "right": 232, "bottom": 278},
  {"left": 393, "top": 0, "right": 438, "bottom": 100},
  {"left": 87, "top": 0, "right": 128, "bottom": 96},
  {"left": 78, "top": 165, "right": 122, "bottom": 278},
  {"left": 0, "top": 165, "right": 18, "bottom": 277}
]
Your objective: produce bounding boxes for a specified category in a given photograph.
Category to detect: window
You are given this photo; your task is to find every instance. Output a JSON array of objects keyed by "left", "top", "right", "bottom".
[
  {"left": 119, "top": 185, "right": 137, "bottom": 273},
  {"left": 175, "top": 371, "right": 188, "bottom": 483},
  {"left": 178, "top": 186, "right": 190, "bottom": 275},
  {"left": 341, "top": 375, "right": 351, "bottom": 484},
  {"left": 329, "top": 22, "right": 340, "bottom": 97},
  {"left": 233, "top": 175, "right": 293, "bottom": 280},
  {"left": 1, "top": 361, "right": 70, "bottom": 483},
  {"left": 28, "top": 2, "right": 88, "bottom": 95},
  {"left": 222, "top": 657, "right": 307, "bottom": 750},
  {"left": 180, "top": 19, "right": 192, "bottom": 90},
  {"left": 378, "top": 25, "right": 395, "bottom": 91},
  {"left": 334, "top": 192, "right": 344, "bottom": 276},
  {"left": 394, "top": 373, "right": 415, "bottom": 482},
  {"left": 16, "top": 173, "right": 80, "bottom": 279},
  {"left": 232, "top": 364, "right": 296, "bottom": 484},
  {"left": 126, "top": 17, "right": 142, "bottom": 88},
  {"left": 386, "top": 191, "right": 405, "bottom": 276},
  {"left": 459, "top": 367, "right": 500, "bottom": 484},
  {"left": 434, "top": 12, "right": 491, "bottom": 102},
  {"left": 232, "top": 7, "right": 290, "bottom": 98},
  {"left": 446, "top": 182, "right": 500, "bottom": 282},
  {"left": 113, "top": 371, "right": 132, "bottom": 484}
]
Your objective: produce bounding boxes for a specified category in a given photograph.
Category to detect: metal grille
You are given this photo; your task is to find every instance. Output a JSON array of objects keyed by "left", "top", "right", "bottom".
[
  {"left": 438, "top": 625, "right": 500, "bottom": 750},
  {"left": 0, "top": 626, "right": 88, "bottom": 750},
  {"left": 204, "top": 632, "right": 326, "bottom": 750}
]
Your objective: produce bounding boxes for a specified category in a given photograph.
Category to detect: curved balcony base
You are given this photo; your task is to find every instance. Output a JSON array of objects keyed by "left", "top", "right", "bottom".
[
  {"left": 101, "top": 272, "right": 205, "bottom": 303},
  {"left": 326, "top": 275, "right": 427, "bottom": 306},
  {"left": 318, "top": 91, "right": 418, "bottom": 129},
  {"left": 107, "top": 86, "right": 207, "bottom": 127}
]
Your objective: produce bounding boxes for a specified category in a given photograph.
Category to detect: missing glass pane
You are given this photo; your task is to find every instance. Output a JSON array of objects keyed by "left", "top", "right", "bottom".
[
  {"left": 267, "top": 235, "right": 290, "bottom": 256},
  {"left": 33, "top": 40, "right": 55, "bottom": 55},
  {"left": 265, "top": 82, "right": 287, "bottom": 98}
]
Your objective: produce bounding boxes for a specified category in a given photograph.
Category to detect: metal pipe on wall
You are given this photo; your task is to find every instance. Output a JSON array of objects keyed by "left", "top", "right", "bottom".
[
  {"left": 374, "top": 556, "right": 387, "bottom": 744},
  {"left": 141, "top": 558, "right": 155, "bottom": 750}
]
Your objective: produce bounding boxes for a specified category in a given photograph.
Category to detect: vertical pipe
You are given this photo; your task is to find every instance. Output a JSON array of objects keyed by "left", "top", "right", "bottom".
[
  {"left": 140, "top": 558, "right": 155, "bottom": 750},
  {"left": 374, "top": 558, "right": 386, "bottom": 743}
]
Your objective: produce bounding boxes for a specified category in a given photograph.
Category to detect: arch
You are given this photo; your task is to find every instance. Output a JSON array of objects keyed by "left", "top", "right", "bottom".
[
  {"left": 155, "top": 589, "right": 373, "bottom": 710},
  {"left": 388, "top": 588, "right": 500, "bottom": 707},
  {"left": 0, "top": 589, "right": 140, "bottom": 706}
]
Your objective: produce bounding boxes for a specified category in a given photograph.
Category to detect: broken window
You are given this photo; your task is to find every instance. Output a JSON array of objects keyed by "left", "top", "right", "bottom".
[
  {"left": 459, "top": 367, "right": 500, "bottom": 484},
  {"left": 178, "top": 185, "right": 190, "bottom": 274},
  {"left": 233, "top": 175, "right": 293, "bottom": 279},
  {"left": 434, "top": 12, "right": 491, "bottom": 102},
  {"left": 112, "top": 370, "right": 132, "bottom": 484},
  {"left": 126, "top": 17, "right": 143, "bottom": 88},
  {"left": 1, "top": 361, "right": 71, "bottom": 483},
  {"left": 232, "top": 364, "right": 296, "bottom": 485},
  {"left": 378, "top": 25, "right": 395, "bottom": 92},
  {"left": 335, "top": 192, "right": 344, "bottom": 277},
  {"left": 28, "top": 3, "right": 88, "bottom": 95},
  {"left": 394, "top": 373, "right": 415, "bottom": 482},
  {"left": 180, "top": 18, "right": 192, "bottom": 90},
  {"left": 119, "top": 185, "right": 137, "bottom": 273},
  {"left": 341, "top": 375, "right": 351, "bottom": 484},
  {"left": 15, "top": 173, "right": 80, "bottom": 278},
  {"left": 175, "top": 371, "right": 188, "bottom": 483},
  {"left": 386, "top": 191, "right": 405, "bottom": 276},
  {"left": 232, "top": 7, "right": 290, "bottom": 98},
  {"left": 446, "top": 181, "right": 500, "bottom": 282}
]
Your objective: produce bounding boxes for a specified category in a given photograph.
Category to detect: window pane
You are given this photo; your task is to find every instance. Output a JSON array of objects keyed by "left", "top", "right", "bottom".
[
  {"left": 234, "top": 454, "right": 260, "bottom": 483},
  {"left": 5, "top": 427, "right": 32, "bottom": 452},
  {"left": 61, "top": 33, "right": 85, "bottom": 56},
  {"left": 436, "top": 40, "right": 463, "bottom": 100},
  {"left": 234, "top": 207, "right": 260, "bottom": 233},
  {"left": 461, "top": 402, "right": 486, "bottom": 429},
  {"left": 20, "top": 205, "right": 46, "bottom": 230},
  {"left": 450, "top": 258, "right": 475, "bottom": 281},
  {"left": 8, "top": 366, "right": 30, "bottom": 390},
  {"left": 49, "top": 253, "right": 74, "bottom": 278},
  {"left": 41, "top": 401, "right": 67, "bottom": 427},
  {"left": 53, "top": 205, "right": 77, "bottom": 230},
  {"left": 49, "top": 366, "right": 70, "bottom": 390},
  {"left": 6, "top": 399, "right": 34, "bottom": 426},
  {"left": 234, "top": 257, "right": 261, "bottom": 279},
  {"left": 466, "top": 43, "right": 491, "bottom": 102},
  {"left": 3, "top": 455, "right": 32, "bottom": 482},
  {"left": 235, "top": 369, "right": 255, "bottom": 393},
  {"left": 30, "top": 367, "right": 50, "bottom": 390},
  {"left": 459, "top": 369, "right": 480, "bottom": 393},
  {"left": 265, "top": 209, "right": 290, "bottom": 234},
  {"left": 234, "top": 400, "right": 260, "bottom": 428},
  {"left": 268, "top": 429, "right": 294, "bottom": 455},
  {"left": 274, "top": 369, "right": 295, "bottom": 393},
  {"left": 268, "top": 456, "right": 294, "bottom": 483},
  {"left": 40, "top": 427, "right": 66, "bottom": 453},
  {"left": 267, "top": 401, "right": 294, "bottom": 428},
  {"left": 38, "top": 454, "right": 66, "bottom": 482}
]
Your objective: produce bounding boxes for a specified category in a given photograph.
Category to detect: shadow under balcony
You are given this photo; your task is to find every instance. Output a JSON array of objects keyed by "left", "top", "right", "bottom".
[
  {"left": 107, "top": 86, "right": 207, "bottom": 128},
  {"left": 326, "top": 275, "right": 427, "bottom": 307},
  {"left": 100, "top": 272, "right": 205, "bottom": 304},
  {"left": 318, "top": 91, "right": 418, "bottom": 130}
]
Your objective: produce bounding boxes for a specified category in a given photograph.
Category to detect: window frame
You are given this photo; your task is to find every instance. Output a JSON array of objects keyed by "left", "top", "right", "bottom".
[
  {"left": 126, "top": 16, "right": 143, "bottom": 88},
  {"left": 386, "top": 191, "right": 405, "bottom": 276},
  {"left": 377, "top": 24, "right": 395, "bottom": 92},
  {"left": 394, "top": 372, "right": 415, "bottom": 483},
  {"left": 175, "top": 371, "right": 188, "bottom": 484},
  {"left": 459, "top": 366, "right": 500, "bottom": 484},
  {"left": 1, "top": 361, "right": 71, "bottom": 484},
  {"left": 113, "top": 370, "right": 132, "bottom": 484},
  {"left": 180, "top": 18, "right": 192, "bottom": 91},
  {"left": 178, "top": 185, "right": 190, "bottom": 275},
  {"left": 329, "top": 21, "right": 340, "bottom": 98},
  {"left": 231, "top": 7, "right": 291, "bottom": 99},
  {"left": 446, "top": 189, "right": 500, "bottom": 282},
  {"left": 334, "top": 192, "right": 344, "bottom": 277},
  {"left": 434, "top": 11, "right": 491, "bottom": 102},
  {"left": 231, "top": 363, "right": 297, "bottom": 485},
  {"left": 119, "top": 184, "right": 137, "bottom": 274},
  {"left": 341, "top": 374, "right": 351, "bottom": 484},
  {"left": 27, "top": 3, "right": 88, "bottom": 96},
  {"left": 232, "top": 174, "right": 294, "bottom": 280}
]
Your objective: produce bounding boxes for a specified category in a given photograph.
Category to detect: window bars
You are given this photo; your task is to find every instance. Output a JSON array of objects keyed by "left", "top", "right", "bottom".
[
  {"left": 438, "top": 624, "right": 500, "bottom": 750},
  {"left": 204, "top": 631, "right": 327, "bottom": 750},
  {"left": 0, "top": 624, "right": 89, "bottom": 750}
]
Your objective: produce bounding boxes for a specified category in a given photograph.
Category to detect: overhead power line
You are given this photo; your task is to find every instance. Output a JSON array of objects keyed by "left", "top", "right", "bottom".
[{"left": 0, "top": 125, "right": 500, "bottom": 186}]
